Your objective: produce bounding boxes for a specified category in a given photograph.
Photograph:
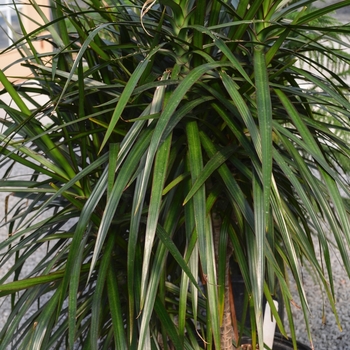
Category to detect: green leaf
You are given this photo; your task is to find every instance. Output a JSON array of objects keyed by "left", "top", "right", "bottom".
[
  {"left": 99, "top": 46, "right": 162, "bottom": 152},
  {"left": 140, "top": 135, "right": 171, "bottom": 301},
  {"left": 185, "top": 121, "right": 207, "bottom": 274},
  {"left": 251, "top": 171, "right": 265, "bottom": 349},
  {"left": 68, "top": 234, "right": 89, "bottom": 350},
  {"left": 190, "top": 24, "right": 254, "bottom": 85},
  {"left": 0, "top": 270, "right": 64, "bottom": 294},
  {"left": 90, "top": 234, "right": 115, "bottom": 350},
  {"left": 199, "top": 132, "right": 254, "bottom": 228},
  {"left": 183, "top": 144, "right": 236, "bottom": 205},
  {"left": 156, "top": 224, "right": 201, "bottom": 291},
  {"left": 154, "top": 296, "right": 183, "bottom": 350},
  {"left": 220, "top": 71, "right": 261, "bottom": 154},
  {"left": 107, "top": 265, "right": 127, "bottom": 349},
  {"left": 254, "top": 44, "right": 272, "bottom": 220}
]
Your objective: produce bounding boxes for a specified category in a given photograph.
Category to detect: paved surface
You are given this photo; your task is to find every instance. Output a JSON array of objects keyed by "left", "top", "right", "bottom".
[{"left": 316, "top": 0, "right": 350, "bottom": 22}]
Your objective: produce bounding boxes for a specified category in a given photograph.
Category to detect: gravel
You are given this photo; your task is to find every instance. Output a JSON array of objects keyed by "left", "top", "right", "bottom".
[{"left": 285, "top": 243, "right": 350, "bottom": 349}]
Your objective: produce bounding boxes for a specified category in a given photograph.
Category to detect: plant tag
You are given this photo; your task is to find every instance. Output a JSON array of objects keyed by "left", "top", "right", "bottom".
[{"left": 263, "top": 300, "right": 278, "bottom": 350}]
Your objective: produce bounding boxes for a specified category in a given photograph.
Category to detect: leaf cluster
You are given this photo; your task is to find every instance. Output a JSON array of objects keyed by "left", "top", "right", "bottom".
[{"left": 0, "top": 0, "right": 350, "bottom": 349}]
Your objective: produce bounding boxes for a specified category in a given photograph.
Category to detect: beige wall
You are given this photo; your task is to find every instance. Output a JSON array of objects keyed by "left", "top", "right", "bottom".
[{"left": 0, "top": 0, "right": 51, "bottom": 81}]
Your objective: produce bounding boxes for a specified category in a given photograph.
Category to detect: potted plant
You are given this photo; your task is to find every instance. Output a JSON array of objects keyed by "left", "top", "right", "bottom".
[{"left": 0, "top": 0, "right": 350, "bottom": 349}]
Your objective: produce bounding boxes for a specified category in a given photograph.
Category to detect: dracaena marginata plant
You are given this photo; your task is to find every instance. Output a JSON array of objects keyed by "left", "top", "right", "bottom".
[{"left": 0, "top": 0, "right": 350, "bottom": 349}]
